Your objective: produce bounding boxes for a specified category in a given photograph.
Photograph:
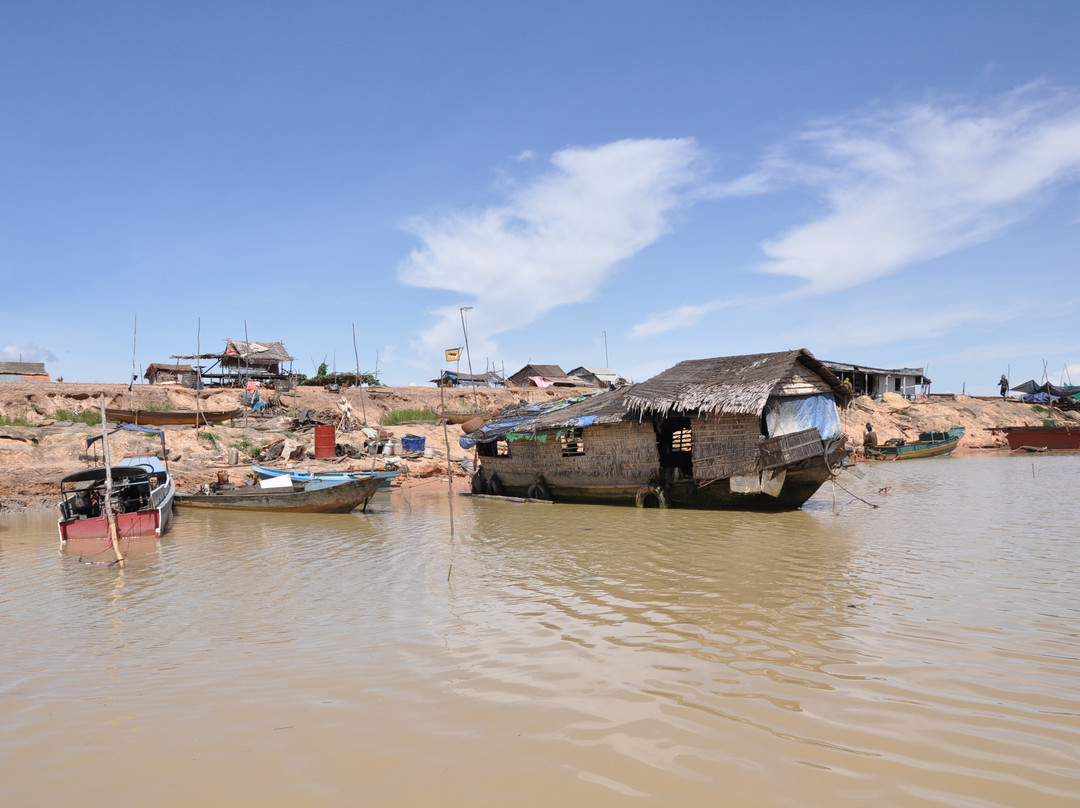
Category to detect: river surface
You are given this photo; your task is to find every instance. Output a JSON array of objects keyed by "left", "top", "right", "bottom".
[{"left": 2, "top": 453, "right": 1078, "bottom": 807}]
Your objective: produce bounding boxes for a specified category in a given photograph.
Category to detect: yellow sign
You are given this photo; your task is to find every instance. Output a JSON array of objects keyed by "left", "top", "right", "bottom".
[{"left": 445, "top": 349, "right": 460, "bottom": 362}]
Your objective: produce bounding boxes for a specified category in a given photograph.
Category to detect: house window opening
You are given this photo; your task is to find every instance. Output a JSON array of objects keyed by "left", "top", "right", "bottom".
[{"left": 561, "top": 428, "right": 584, "bottom": 457}]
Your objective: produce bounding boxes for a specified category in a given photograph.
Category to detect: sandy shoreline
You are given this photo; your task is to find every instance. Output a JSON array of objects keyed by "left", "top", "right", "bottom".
[{"left": 1, "top": 380, "right": 1075, "bottom": 513}]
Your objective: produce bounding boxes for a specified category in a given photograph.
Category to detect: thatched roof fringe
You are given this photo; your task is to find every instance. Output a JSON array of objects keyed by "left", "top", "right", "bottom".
[{"left": 624, "top": 349, "right": 850, "bottom": 418}]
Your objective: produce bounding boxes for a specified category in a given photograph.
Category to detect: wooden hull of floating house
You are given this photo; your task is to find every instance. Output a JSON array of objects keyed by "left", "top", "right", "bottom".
[{"left": 471, "top": 418, "right": 841, "bottom": 511}]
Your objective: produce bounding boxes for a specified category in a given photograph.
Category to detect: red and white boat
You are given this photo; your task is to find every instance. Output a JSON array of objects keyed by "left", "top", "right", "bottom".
[{"left": 58, "top": 426, "right": 175, "bottom": 543}]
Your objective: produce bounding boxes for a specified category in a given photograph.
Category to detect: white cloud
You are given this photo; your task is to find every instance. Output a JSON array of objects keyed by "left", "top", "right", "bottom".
[
  {"left": 2, "top": 342, "right": 57, "bottom": 363},
  {"left": 733, "top": 86, "right": 1080, "bottom": 295},
  {"left": 399, "top": 138, "right": 705, "bottom": 357},
  {"left": 629, "top": 299, "right": 743, "bottom": 338}
]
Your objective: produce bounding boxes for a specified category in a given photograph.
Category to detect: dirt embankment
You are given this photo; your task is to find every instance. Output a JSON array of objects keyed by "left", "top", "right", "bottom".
[
  {"left": 0, "top": 381, "right": 1075, "bottom": 512},
  {"left": 839, "top": 390, "right": 1080, "bottom": 451},
  {"left": 0, "top": 381, "right": 571, "bottom": 512}
]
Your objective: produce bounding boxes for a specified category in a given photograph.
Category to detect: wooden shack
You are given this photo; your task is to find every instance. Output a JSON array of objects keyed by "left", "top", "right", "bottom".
[
  {"left": 0, "top": 361, "right": 49, "bottom": 382},
  {"left": 464, "top": 349, "right": 851, "bottom": 510},
  {"left": 143, "top": 363, "right": 195, "bottom": 385},
  {"left": 172, "top": 339, "right": 295, "bottom": 387},
  {"left": 507, "top": 363, "right": 586, "bottom": 388}
]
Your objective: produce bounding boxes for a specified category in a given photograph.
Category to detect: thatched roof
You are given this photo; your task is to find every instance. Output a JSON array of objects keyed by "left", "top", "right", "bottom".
[
  {"left": 145, "top": 363, "right": 193, "bottom": 375},
  {"left": 461, "top": 349, "right": 849, "bottom": 448},
  {"left": 225, "top": 340, "right": 294, "bottom": 363},
  {"left": 0, "top": 361, "right": 47, "bottom": 375},
  {"left": 624, "top": 349, "right": 850, "bottom": 417}
]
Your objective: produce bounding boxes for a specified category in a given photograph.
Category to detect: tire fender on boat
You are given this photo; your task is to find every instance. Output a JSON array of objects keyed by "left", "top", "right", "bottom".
[
  {"left": 487, "top": 473, "right": 504, "bottom": 497},
  {"left": 635, "top": 485, "right": 668, "bottom": 509},
  {"left": 527, "top": 476, "right": 552, "bottom": 501}
]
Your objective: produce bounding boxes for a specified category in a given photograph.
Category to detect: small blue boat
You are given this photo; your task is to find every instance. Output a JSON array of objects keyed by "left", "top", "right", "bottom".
[{"left": 251, "top": 465, "right": 399, "bottom": 492}]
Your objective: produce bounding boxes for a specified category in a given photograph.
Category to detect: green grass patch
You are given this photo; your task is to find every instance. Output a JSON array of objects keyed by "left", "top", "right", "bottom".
[
  {"left": 52, "top": 409, "right": 102, "bottom": 425},
  {"left": 231, "top": 434, "right": 264, "bottom": 459},
  {"left": 141, "top": 401, "right": 174, "bottom": 411},
  {"left": 1043, "top": 418, "right": 1058, "bottom": 428},
  {"left": 0, "top": 414, "right": 34, "bottom": 427},
  {"left": 198, "top": 431, "right": 219, "bottom": 447},
  {"left": 1031, "top": 404, "right": 1048, "bottom": 413},
  {"left": 381, "top": 408, "right": 438, "bottom": 426}
]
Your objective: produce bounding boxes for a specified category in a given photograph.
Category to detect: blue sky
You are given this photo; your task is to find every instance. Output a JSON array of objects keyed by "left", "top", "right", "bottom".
[{"left": 3, "top": 2, "right": 1079, "bottom": 394}]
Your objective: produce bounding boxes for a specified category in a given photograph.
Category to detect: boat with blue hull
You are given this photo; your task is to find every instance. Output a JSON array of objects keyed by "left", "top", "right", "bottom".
[{"left": 251, "top": 465, "right": 399, "bottom": 492}]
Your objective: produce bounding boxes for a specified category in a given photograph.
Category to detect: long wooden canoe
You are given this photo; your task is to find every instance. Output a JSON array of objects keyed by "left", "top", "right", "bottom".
[
  {"left": 174, "top": 476, "right": 382, "bottom": 513},
  {"left": 871, "top": 426, "right": 963, "bottom": 459},
  {"left": 105, "top": 408, "right": 242, "bottom": 426}
]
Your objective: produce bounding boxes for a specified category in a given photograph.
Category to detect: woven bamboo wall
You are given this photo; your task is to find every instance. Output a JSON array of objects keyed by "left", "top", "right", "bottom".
[
  {"left": 484, "top": 422, "right": 659, "bottom": 486},
  {"left": 691, "top": 414, "right": 762, "bottom": 479}
]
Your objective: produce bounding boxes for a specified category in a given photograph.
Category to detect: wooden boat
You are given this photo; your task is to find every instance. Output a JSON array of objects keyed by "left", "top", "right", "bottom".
[
  {"left": 58, "top": 452, "right": 175, "bottom": 542},
  {"left": 993, "top": 424, "right": 1080, "bottom": 451},
  {"left": 461, "top": 350, "right": 853, "bottom": 511},
  {"left": 431, "top": 408, "right": 488, "bottom": 424},
  {"left": 105, "top": 407, "right": 242, "bottom": 426},
  {"left": 250, "top": 464, "right": 400, "bottom": 492},
  {"left": 871, "top": 426, "right": 963, "bottom": 459},
  {"left": 174, "top": 475, "right": 382, "bottom": 513}
]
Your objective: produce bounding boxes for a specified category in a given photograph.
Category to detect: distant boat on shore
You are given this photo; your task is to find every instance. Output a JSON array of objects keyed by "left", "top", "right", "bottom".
[
  {"left": 993, "top": 424, "right": 1080, "bottom": 451},
  {"left": 175, "top": 475, "right": 382, "bottom": 513},
  {"left": 251, "top": 464, "right": 399, "bottom": 492},
  {"left": 871, "top": 427, "right": 964, "bottom": 460},
  {"left": 106, "top": 407, "right": 242, "bottom": 426}
]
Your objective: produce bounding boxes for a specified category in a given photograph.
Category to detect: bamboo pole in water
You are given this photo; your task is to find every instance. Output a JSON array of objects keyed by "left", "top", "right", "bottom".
[
  {"left": 99, "top": 396, "right": 125, "bottom": 568},
  {"left": 442, "top": 384, "right": 455, "bottom": 582}
]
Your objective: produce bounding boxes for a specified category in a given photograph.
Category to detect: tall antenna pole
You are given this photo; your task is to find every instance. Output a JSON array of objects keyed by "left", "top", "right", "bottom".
[
  {"left": 603, "top": 330, "right": 608, "bottom": 368},
  {"left": 460, "top": 306, "right": 477, "bottom": 410}
]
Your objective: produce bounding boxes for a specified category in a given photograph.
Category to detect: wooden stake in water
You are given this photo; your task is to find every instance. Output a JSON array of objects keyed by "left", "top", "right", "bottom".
[
  {"left": 442, "top": 384, "right": 455, "bottom": 582},
  {"left": 99, "top": 396, "right": 124, "bottom": 568}
]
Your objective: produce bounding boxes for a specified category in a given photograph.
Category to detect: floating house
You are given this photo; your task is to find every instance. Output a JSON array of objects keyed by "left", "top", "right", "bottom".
[
  {"left": 0, "top": 361, "right": 49, "bottom": 382},
  {"left": 463, "top": 349, "right": 851, "bottom": 510},
  {"left": 821, "top": 360, "right": 929, "bottom": 399}
]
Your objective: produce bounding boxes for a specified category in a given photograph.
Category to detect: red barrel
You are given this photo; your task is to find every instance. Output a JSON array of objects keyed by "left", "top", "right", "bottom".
[{"left": 314, "top": 425, "right": 336, "bottom": 458}]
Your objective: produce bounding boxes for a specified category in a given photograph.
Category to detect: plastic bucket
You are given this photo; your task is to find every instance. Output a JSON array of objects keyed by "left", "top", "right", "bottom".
[{"left": 314, "top": 425, "right": 336, "bottom": 458}]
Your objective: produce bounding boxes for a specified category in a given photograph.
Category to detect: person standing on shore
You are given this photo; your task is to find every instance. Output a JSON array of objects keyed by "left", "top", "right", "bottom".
[{"left": 999, "top": 374, "right": 1009, "bottom": 398}]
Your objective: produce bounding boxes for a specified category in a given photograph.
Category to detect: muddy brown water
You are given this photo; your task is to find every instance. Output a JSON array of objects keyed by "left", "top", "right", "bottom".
[{"left": 2, "top": 453, "right": 1078, "bottom": 807}]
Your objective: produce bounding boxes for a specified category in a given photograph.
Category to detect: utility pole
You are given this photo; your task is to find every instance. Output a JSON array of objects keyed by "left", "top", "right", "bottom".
[
  {"left": 460, "top": 306, "right": 478, "bottom": 410},
  {"left": 603, "top": 330, "right": 609, "bottom": 368}
]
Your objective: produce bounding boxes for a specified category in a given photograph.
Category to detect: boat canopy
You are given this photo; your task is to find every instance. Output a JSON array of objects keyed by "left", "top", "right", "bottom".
[{"left": 60, "top": 465, "right": 152, "bottom": 486}]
